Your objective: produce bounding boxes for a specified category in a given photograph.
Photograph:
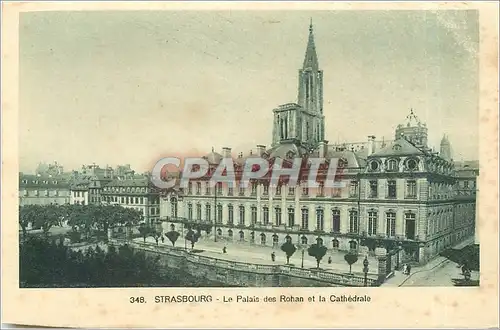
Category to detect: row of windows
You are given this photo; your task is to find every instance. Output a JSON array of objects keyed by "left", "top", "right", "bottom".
[
  {"left": 21, "top": 190, "right": 62, "bottom": 197},
  {"left": 185, "top": 180, "right": 418, "bottom": 199},
  {"left": 368, "top": 158, "right": 419, "bottom": 172},
  {"left": 21, "top": 179, "right": 59, "bottom": 185},
  {"left": 103, "top": 186, "right": 149, "bottom": 193},
  {"left": 103, "top": 196, "right": 160, "bottom": 204}
]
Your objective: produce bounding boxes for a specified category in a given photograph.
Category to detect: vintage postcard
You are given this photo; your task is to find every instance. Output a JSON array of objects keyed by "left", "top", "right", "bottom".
[{"left": 1, "top": 1, "right": 498, "bottom": 328}]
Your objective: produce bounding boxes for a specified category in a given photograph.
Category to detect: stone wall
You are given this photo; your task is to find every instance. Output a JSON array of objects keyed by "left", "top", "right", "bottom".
[{"left": 109, "top": 240, "right": 381, "bottom": 287}]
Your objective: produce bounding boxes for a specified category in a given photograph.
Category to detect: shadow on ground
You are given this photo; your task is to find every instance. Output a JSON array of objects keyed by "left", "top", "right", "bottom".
[
  {"left": 451, "top": 278, "right": 480, "bottom": 287},
  {"left": 439, "top": 244, "right": 480, "bottom": 271}
]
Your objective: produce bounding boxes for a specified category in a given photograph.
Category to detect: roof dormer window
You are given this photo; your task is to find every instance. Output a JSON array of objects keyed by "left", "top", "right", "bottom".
[{"left": 393, "top": 144, "right": 402, "bottom": 151}]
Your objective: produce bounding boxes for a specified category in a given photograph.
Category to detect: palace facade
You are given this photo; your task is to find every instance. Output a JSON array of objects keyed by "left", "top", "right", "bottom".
[{"left": 158, "top": 23, "right": 477, "bottom": 265}]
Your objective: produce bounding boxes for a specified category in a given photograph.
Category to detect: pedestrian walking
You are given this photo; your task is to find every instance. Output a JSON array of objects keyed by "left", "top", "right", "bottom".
[
  {"left": 222, "top": 246, "right": 227, "bottom": 254},
  {"left": 271, "top": 252, "right": 276, "bottom": 262},
  {"left": 160, "top": 235, "right": 165, "bottom": 244},
  {"left": 406, "top": 264, "right": 411, "bottom": 275},
  {"left": 403, "top": 263, "right": 408, "bottom": 275},
  {"left": 328, "top": 256, "right": 332, "bottom": 264}
]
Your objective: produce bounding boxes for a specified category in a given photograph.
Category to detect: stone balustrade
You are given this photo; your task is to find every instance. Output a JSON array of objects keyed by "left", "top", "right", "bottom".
[{"left": 109, "top": 239, "right": 380, "bottom": 287}]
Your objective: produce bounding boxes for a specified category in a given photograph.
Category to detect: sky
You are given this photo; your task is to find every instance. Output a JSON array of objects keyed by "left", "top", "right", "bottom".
[{"left": 19, "top": 10, "right": 479, "bottom": 173}]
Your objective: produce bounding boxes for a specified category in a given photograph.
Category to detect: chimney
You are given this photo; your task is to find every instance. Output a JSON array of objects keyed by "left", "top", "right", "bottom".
[
  {"left": 222, "top": 147, "right": 232, "bottom": 159},
  {"left": 256, "top": 145, "right": 266, "bottom": 156},
  {"left": 367, "top": 135, "right": 376, "bottom": 156},
  {"left": 319, "top": 140, "right": 328, "bottom": 158}
]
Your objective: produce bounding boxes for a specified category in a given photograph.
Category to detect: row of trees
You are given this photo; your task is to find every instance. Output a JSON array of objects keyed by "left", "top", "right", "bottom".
[
  {"left": 281, "top": 237, "right": 360, "bottom": 273},
  {"left": 19, "top": 236, "right": 227, "bottom": 287},
  {"left": 138, "top": 223, "right": 211, "bottom": 250},
  {"left": 19, "top": 204, "right": 144, "bottom": 241}
]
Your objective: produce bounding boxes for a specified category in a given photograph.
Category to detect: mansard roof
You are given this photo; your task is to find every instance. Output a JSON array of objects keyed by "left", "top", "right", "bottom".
[{"left": 369, "top": 137, "right": 425, "bottom": 158}]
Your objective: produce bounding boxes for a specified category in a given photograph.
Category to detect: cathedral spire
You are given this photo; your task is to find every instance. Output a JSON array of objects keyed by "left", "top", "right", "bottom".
[{"left": 303, "top": 19, "right": 319, "bottom": 70}]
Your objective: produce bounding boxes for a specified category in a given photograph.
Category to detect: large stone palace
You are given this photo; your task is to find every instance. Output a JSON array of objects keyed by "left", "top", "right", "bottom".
[{"left": 159, "top": 23, "right": 478, "bottom": 265}]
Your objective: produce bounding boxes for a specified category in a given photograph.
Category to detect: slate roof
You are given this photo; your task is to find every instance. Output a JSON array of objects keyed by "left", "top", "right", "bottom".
[
  {"left": 369, "top": 138, "right": 426, "bottom": 158},
  {"left": 19, "top": 173, "right": 70, "bottom": 189}
]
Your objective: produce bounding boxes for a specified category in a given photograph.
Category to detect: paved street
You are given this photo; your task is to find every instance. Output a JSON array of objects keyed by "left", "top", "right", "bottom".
[
  {"left": 383, "top": 237, "right": 478, "bottom": 287},
  {"left": 133, "top": 236, "right": 379, "bottom": 276}
]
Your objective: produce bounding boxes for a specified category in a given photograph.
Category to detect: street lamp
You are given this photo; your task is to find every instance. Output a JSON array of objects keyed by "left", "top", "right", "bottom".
[
  {"left": 363, "top": 256, "right": 369, "bottom": 287},
  {"left": 301, "top": 248, "right": 305, "bottom": 269}
]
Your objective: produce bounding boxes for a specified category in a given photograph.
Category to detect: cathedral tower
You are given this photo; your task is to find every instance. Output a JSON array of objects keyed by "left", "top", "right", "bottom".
[
  {"left": 440, "top": 134, "right": 452, "bottom": 161},
  {"left": 272, "top": 21, "right": 325, "bottom": 148}
]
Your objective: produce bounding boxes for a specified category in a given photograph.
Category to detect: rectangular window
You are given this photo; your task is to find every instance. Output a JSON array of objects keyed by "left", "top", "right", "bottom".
[
  {"left": 217, "top": 205, "right": 223, "bottom": 224},
  {"left": 368, "top": 211, "right": 378, "bottom": 235},
  {"left": 239, "top": 186, "right": 245, "bottom": 196},
  {"left": 332, "top": 187, "right": 341, "bottom": 198},
  {"left": 196, "top": 204, "right": 202, "bottom": 220},
  {"left": 406, "top": 180, "right": 417, "bottom": 198},
  {"left": 188, "top": 182, "right": 192, "bottom": 194},
  {"left": 316, "top": 209, "right": 324, "bottom": 231},
  {"left": 369, "top": 180, "right": 378, "bottom": 198},
  {"left": 302, "top": 186, "right": 309, "bottom": 196},
  {"left": 349, "top": 211, "right": 358, "bottom": 233},
  {"left": 251, "top": 183, "right": 257, "bottom": 195},
  {"left": 196, "top": 182, "right": 201, "bottom": 195},
  {"left": 288, "top": 208, "right": 295, "bottom": 227},
  {"left": 262, "top": 206, "right": 269, "bottom": 225},
  {"left": 276, "top": 185, "right": 282, "bottom": 196},
  {"left": 239, "top": 206, "right": 245, "bottom": 225},
  {"left": 332, "top": 209, "right": 340, "bottom": 232},
  {"left": 251, "top": 206, "right": 257, "bottom": 225},
  {"left": 386, "top": 212, "right": 396, "bottom": 237},
  {"left": 263, "top": 184, "right": 269, "bottom": 196},
  {"left": 228, "top": 187, "right": 233, "bottom": 196},
  {"left": 217, "top": 182, "right": 223, "bottom": 195},
  {"left": 188, "top": 204, "right": 193, "bottom": 219},
  {"left": 301, "top": 209, "right": 309, "bottom": 230},
  {"left": 205, "top": 205, "right": 211, "bottom": 221},
  {"left": 228, "top": 205, "right": 234, "bottom": 224},
  {"left": 405, "top": 213, "right": 416, "bottom": 239},
  {"left": 205, "top": 185, "right": 211, "bottom": 195},
  {"left": 387, "top": 180, "right": 397, "bottom": 198},
  {"left": 349, "top": 181, "right": 358, "bottom": 197},
  {"left": 288, "top": 187, "right": 295, "bottom": 196}
]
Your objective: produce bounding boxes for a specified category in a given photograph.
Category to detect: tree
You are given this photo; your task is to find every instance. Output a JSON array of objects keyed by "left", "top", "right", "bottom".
[
  {"left": 19, "top": 205, "right": 38, "bottom": 238},
  {"left": 185, "top": 229, "right": 201, "bottom": 250},
  {"left": 280, "top": 241, "right": 297, "bottom": 265},
  {"left": 344, "top": 252, "right": 359, "bottom": 274},
  {"left": 138, "top": 224, "right": 150, "bottom": 243},
  {"left": 68, "top": 227, "right": 81, "bottom": 244},
  {"left": 307, "top": 239, "right": 328, "bottom": 269},
  {"left": 165, "top": 230, "right": 180, "bottom": 247},
  {"left": 151, "top": 231, "right": 162, "bottom": 246}
]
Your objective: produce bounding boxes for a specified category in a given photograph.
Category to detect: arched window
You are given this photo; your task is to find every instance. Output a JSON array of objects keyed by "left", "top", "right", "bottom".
[
  {"left": 228, "top": 229, "right": 233, "bottom": 238},
  {"left": 349, "top": 240, "right": 357, "bottom": 250},
  {"left": 369, "top": 161, "right": 379, "bottom": 172},
  {"left": 272, "top": 234, "right": 279, "bottom": 243},
  {"left": 316, "top": 237, "right": 324, "bottom": 246},
  {"left": 260, "top": 233, "right": 266, "bottom": 245},
  {"left": 170, "top": 224, "right": 175, "bottom": 231},
  {"left": 217, "top": 228, "right": 222, "bottom": 236},
  {"left": 301, "top": 235, "right": 308, "bottom": 245},
  {"left": 387, "top": 159, "right": 398, "bottom": 172},
  {"left": 285, "top": 234, "right": 292, "bottom": 243},
  {"left": 239, "top": 230, "right": 244, "bottom": 241}
]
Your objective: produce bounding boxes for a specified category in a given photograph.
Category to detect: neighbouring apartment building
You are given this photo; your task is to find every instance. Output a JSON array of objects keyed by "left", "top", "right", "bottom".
[
  {"left": 19, "top": 173, "right": 71, "bottom": 206},
  {"left": 101, "top": 176, "right": 161, "bottom": 225}
]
